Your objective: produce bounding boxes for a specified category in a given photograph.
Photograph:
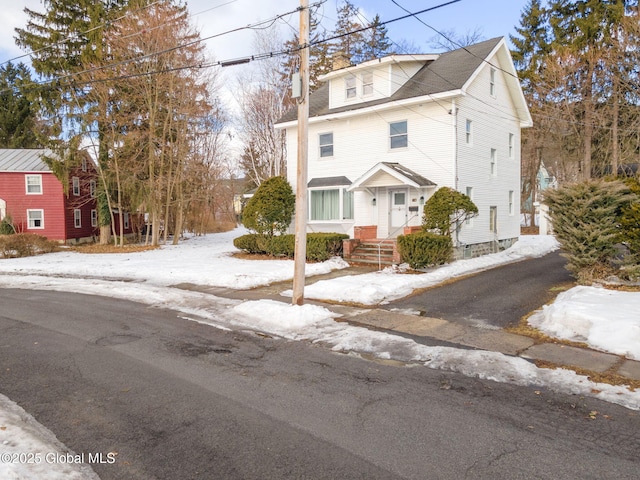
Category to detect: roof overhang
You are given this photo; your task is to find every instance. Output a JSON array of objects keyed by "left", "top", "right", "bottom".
[
  {"left": 319, "top": 54, "right": 439, "bottom": 82},
  {"left": 348, "top": 162, "right": 436, "bottom": 191},
  {"left": 274, "top": 90, "right": 462, "bottom": 130}
]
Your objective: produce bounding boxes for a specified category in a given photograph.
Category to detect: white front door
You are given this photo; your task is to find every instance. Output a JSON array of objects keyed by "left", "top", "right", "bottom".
[{"left": 389, "top": 189, "right": 408, "bottom": 230}]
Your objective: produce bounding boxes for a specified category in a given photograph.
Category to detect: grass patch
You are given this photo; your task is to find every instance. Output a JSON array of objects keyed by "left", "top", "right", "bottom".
[{"left": 71, "top": 244, "right": 159, "bottom": 254}]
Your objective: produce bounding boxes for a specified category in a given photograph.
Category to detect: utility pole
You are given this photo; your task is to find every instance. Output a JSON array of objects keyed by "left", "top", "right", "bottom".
[{"left": 292, "top": 0, "right": 309, "bottom": 305}]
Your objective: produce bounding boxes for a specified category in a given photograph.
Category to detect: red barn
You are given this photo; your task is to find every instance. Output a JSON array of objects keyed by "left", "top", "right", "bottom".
[{"left": 0, "top": 148, "right": 99, "bottom": 243}]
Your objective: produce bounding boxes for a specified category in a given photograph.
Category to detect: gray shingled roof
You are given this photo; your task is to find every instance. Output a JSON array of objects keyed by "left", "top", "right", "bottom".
[
  {"left": 307, "top": 176, "right": 352, "bottom": 187},
  {"left": 278, "top": 37, "right": 503, "bottom": 124},
  {"left": 381, "top": 162, "right": 436, "bottom": 187},
  {"left": 0, "top": 149, "right": 53, "bottom": 172}
]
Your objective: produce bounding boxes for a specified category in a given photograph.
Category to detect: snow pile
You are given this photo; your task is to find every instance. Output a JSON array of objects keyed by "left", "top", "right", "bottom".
[
  {"left": 0, "top": 393, "right": 99, "bottom": 480},
  {"left": 529, "top": 285, "right": 640, "bottom": 360}
]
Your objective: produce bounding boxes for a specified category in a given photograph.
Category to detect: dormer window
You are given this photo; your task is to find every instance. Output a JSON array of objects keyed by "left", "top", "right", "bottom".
[
  {"left": 345, "top": 76, "right": 356, "bottom": 99},
  {"left": 362, "top": 72, "right": 373, "bottom": 96}
]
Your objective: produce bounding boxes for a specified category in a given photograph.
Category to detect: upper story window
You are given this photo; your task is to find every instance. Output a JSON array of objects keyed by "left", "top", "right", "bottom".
[
  {"left": 345, "top": 76, "right": 356, "bottom": 99},
  {"left": 81, "top": 157, "right": 88, "bottom": 172},
  {"left": 25, "top": 174, "right": 42, "bottom": 194},
  {"left": 390, "top": 121, "right": 408, "bottom": 149},
  {"left": 319, "top": 133, "right": 334, "bottom": 157},
  {"left": 490, "top": 68, "right": 496, "bottom": 97},
  {"left": 490, "top": 148, "right": 497, "bottom": 176},
  {"left": 465, "top": 119, "right": 472, "bottom": 144},
  {"left": 362, "top": 72, "right": 373, "bottom": 96},
  {"left": 508, "top": 133, "right": 514, "bottom": 158},
  {"left": 72, "top": 176, "right": 80, "bottom": 196},
  {"left": 90, "top": 180, "right": 97, "bottom": 198}
]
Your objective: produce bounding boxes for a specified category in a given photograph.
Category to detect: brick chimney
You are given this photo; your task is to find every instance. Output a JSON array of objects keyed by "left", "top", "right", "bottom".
[{"left": 331, "top": 51, "right": 351, "bottom": 71}]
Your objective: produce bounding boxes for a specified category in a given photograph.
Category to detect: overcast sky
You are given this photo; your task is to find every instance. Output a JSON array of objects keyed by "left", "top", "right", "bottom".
[{"left": 1, "top": 0, "right": 529, "bottom": 67}]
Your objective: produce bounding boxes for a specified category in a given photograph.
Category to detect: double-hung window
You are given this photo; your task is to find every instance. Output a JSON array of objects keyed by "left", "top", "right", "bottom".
[
  {"left": 26, "top": 175, "right": 42, "bottom": 194},
  {"left": 362, "top": 72, "right": 373, "bottom": 96},
  {"left": 74, "top": 209, "right": 82, "bottom": 228},
  {"left": 319, "top": 133, "right": 333, "bottom": 158},
  {"left": 310, "top": 188, "right": 354, "bottom": 221},
  {"left": 27, "top": 209, "right": 44, "bottom": 229},
  {"left": 509, "top": 191, "right": 515, "bottom": 215},
  {"left": 390, "top": 120, "right": 408, "bottom": 149},
  {"left": 465, "top": 119, "right": 472, "bottom": 145},
  {"left": 90, "top": 180, "right": 97, "bottom": 198},
  {"left": 91, "top": 209, "right": 98, "bottom": 227},
  {"left": 345, "top": 76, "right": 356, "bottom": 99},
  {"left": 72, "top": 176, "right": 80, "bottom": 196}
]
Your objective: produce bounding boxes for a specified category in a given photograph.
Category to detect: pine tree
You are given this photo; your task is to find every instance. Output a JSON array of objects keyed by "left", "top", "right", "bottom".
[
  {"left": 0, "top": 62, "right": 42, "bottom": 148},
  {"left": 332, "top": 1, "right": 365, "bottom": 64},
  {"left": 361, "top": 15, "right": 393, "bottom": 61}
]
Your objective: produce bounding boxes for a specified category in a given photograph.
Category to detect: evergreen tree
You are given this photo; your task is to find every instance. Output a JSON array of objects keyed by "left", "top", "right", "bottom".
[
  {"left": 361, "top": 14, "right": 393, "bottom": 61},
  {"left": 422, "top": 187, "right": 478, "bottom": 238},
  {"left": 544, "top": 179, "right": 633, "bottom": 282},
  {"left": 0, "top": 62, "right": 41, "bottom": 148},
  {"left": 332, "top": 0, "right": 365, "bottom": 64}
]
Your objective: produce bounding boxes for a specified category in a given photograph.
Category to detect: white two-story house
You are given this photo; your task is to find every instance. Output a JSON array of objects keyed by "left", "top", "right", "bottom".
[{"left": 275, "top": 37, "right": 532, "bottom": 258}]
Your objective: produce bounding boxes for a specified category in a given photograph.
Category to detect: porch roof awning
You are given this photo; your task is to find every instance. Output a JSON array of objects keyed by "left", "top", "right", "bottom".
[
  {"left": 307, "top": 176, "right": 352, "bottom": 187},
  {"left": 348, "top": 162, "right": 436, "bottom": 191}
]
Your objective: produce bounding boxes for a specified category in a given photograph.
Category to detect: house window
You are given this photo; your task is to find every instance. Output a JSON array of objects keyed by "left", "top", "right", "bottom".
[
  {"left": 465, "top": 119, "right": 472, "bottom": 145},
  {"left": 91, "top": 209, "right": 98, "bottom": 227},
  {"left": 89, "top": 180, "right": 96, "bottom": 198},
  {"left": 319, "top": 133, "right": 333, "bottom": 158},
  {"left": 490, "top": 67, "right": 496, "bottom": 96},
  {"left": 27, "top": 209, "right": 44, "bottom": 229},
  {"left": 124, "top": 213, "right": 130, "bottom": 230},
  {"left": 390, "top": 120, "right": 408, "bottom": 149},
  {"left": 310, "top": 188, "right": 354, "bottom": 221},
  {"left": 345, "top": 76, "right": 356, "bottom": 99},
  {"left": 509, "top": 190, "right": 515, "bottom": 215},
  {"left": 465, "top": 187, "right": 474, "bottom": 225},
  {"left": 490, "top": 148, "right": 497, "bottom": 176},
  {"left": 489, "top": 206, "right": 497, "bottom": 233},
  {"left": 509, "top": 133, "right": 515, "bottom": 158},
  {"left": 72, "top": 176, "right": 80, "bottom": 196},
  {"left": 362, "top": 72, "right": 373, "bottom": 96},
  {"left": 26, "top": 175, "right": 42, "bottom": 194},
  {"left": 81, "top": 157, "right": 88, "bottom": 172},
  {"left": 74, "top": 209, "right": 82, "bottom": 228}
]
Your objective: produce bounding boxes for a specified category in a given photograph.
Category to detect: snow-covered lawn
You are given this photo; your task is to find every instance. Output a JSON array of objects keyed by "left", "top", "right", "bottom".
[{"left": 1, "top": 228, "right": 640, "bottom": 479}]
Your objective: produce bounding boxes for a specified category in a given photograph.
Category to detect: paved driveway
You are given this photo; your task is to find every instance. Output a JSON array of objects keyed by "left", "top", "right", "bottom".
[{"left": 385, "top": 251, "right": 574, "bottom": 328}]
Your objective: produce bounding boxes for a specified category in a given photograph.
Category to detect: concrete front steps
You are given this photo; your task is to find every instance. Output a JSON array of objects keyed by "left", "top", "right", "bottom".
[{"left": 344, "top": 239, "right": 398, "bottom": 267}]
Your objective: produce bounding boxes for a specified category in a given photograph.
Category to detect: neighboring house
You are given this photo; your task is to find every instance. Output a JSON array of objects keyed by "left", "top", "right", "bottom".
[
  {"left": 276, "top": 37, "right": 532, "bottom": 258},
  {"left": 0, "top": 148, "right": 99, "bottom": 243}
]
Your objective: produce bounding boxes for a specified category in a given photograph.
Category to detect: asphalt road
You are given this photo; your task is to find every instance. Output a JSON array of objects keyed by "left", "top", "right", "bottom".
[
  {"left": 1, "top": 288, "right": 639, "bottom": 479},
  {"left": 386, "top": 251, "right": 574, "bottom": 328}
]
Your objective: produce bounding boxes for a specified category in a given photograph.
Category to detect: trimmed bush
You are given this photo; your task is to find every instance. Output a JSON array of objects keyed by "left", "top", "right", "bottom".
[
  {"left": 397, "top": 232, "right": 452, "bottom": 269},
  {"left": 233, "top": 234, "right": 263, "bottom": 254},
  {"left": 233, "top": 232, "right": 348, "bottom": 261},
  {"left": 0, "top": 233, "right": 59, "bottom": 258},
  {"left": 241, "top": 176, "right": 295, "bottom": 236},
  {"left": 423, "top": 187, "right": 478, "bottom": 237}
]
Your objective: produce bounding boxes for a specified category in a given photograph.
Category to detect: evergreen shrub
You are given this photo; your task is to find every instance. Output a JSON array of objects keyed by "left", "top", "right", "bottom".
[
  {"left": 543, "top": 179, "right": 633, "bottom": 282},
  {"left": 397, "top": 232, "right": 452, "bottom": 269},
  {"left": 0, "top": 216, "right": 14, "bottom": 235},
  {"left": 233, "top": 232, "right": 348, "bottom": 261},
  {"left": 241, "top": 176, "right": 295, "bottom": 236}
]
